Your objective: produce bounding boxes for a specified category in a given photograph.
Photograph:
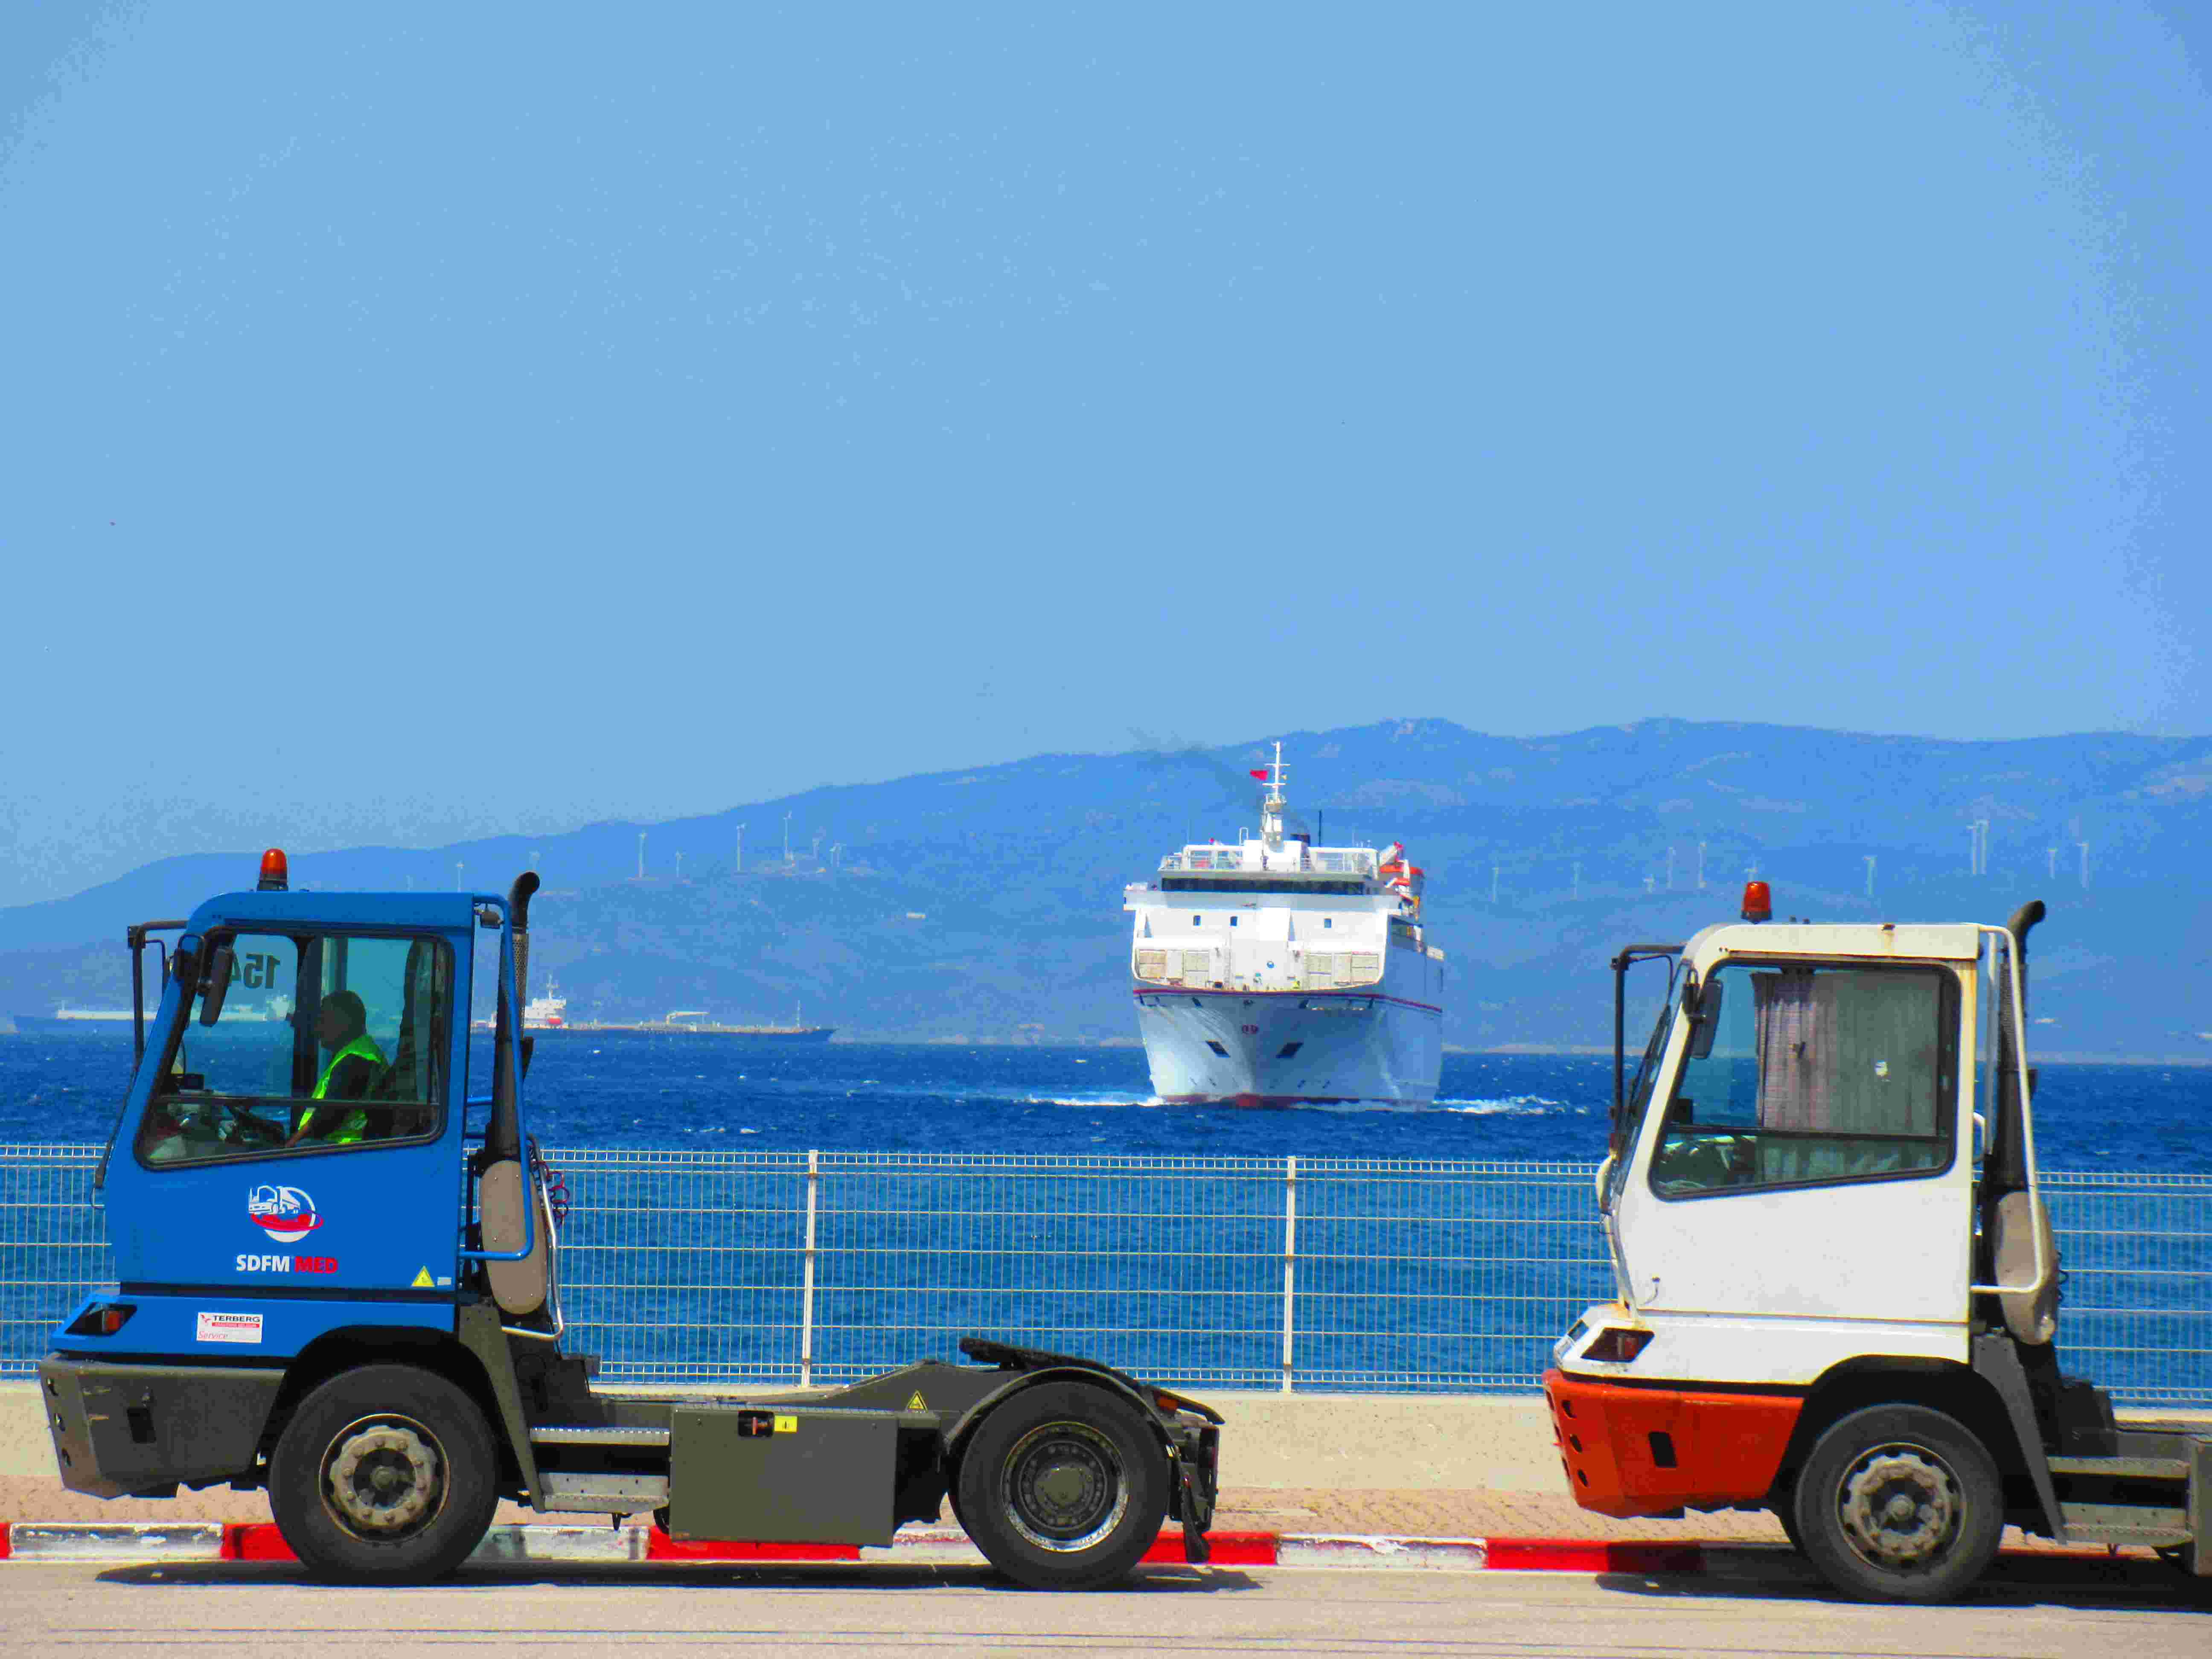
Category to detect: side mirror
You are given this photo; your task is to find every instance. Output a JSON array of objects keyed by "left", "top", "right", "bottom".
[
  {"left": 1686, "top": 976, "right": 1726, "bottom": 1060},
  {"left": 196, "top": 944, "right": 236, "bottom": 1026}
]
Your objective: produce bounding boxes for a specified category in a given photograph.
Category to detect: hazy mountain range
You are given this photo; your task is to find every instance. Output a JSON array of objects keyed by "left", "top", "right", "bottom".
[{"left": 3, "top": 718, "right": 2208, "bottom": 1057}]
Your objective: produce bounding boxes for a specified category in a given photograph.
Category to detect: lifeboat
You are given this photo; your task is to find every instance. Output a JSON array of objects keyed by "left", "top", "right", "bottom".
[{"left": 1379, "top": 855, "right": 1426, "bottom": 917}]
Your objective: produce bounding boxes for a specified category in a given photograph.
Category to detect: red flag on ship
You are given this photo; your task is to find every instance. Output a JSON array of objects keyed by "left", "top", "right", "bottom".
[{"left": 1249, "top": 768, "right": 1269, "bottom": 780}]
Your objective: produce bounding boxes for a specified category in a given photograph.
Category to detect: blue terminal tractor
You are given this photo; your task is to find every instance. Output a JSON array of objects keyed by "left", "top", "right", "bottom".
[{"left": 42, "top": 853, "right": 1220, "bottom": 1586}]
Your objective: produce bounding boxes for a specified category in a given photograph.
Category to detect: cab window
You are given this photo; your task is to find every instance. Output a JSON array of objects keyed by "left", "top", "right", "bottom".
[
  {"left": 1649, "top": 960, "right": 1957, "bottom": 1198},
  {"left": 139, "top": 931, "right": 450, "bottom": 1166}
]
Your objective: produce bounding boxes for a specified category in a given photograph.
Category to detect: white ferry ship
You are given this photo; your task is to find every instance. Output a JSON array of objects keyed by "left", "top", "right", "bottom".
[{"left": 1125, "top": 745, "right": 1444, "bottom": 1106}]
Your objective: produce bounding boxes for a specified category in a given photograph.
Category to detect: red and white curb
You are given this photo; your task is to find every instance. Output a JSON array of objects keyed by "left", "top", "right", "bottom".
[{"left": 0, "top": 1520, "right": 1727, "bottom": 1572}]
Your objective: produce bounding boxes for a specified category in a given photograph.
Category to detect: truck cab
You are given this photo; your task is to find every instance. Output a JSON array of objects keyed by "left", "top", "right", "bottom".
[
  {"left": 41, "top": 857, "right": 1220, "bottom": 1586},
  {"left": 1548, "top": 887, "right": 2210, "bottom": 1601}
]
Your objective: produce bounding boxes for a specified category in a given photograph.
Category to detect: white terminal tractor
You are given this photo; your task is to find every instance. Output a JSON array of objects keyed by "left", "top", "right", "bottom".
[{"left": 1547, "top": 883, "right": 2211, "bottom": 1602}]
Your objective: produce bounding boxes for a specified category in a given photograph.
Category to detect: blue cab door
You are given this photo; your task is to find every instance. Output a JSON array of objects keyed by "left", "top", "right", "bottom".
[{"left": 95, "top": 906, "right": 473, "bottom": 1357}]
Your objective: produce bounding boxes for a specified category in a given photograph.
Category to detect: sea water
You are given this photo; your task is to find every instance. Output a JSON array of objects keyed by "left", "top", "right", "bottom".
[
  {"left": 1, "top": 1030, "right": 2204, "bottom": 1172},
  {"left": 3, "top": 1032, "right": 2206, "bottom": 1398}
]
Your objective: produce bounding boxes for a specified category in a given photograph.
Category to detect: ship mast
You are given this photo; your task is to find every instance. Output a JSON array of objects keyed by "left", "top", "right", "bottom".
[{"left": 1260, "top": 740, "right": 1287, "bottom": 853}]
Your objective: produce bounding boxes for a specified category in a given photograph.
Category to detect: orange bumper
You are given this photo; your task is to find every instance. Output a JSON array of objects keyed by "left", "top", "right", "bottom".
[{"left": 1542, "top": 1367, "right": 1802, "bottom": 1519}]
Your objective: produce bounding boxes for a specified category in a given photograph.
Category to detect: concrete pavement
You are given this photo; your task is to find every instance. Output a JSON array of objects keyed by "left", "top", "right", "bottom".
[{"left": 1, "top": 1555, "right": 2203, "bottom": 1657}]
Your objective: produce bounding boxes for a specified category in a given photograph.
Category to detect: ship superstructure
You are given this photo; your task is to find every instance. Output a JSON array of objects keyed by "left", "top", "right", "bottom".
[{"left": 1125, "top": 744, "right": 1444, "bottom": 1106}]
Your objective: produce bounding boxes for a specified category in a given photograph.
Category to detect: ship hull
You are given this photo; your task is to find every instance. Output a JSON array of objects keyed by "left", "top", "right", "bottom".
[
  {"left": 8, "top": 1013, "right": 136, "bottom": 1033},
  {"left": 1133, "top": 984, "right": 1441, "bottom": 1107}
]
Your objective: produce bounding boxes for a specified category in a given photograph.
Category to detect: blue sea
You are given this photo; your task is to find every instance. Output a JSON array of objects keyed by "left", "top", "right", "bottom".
[
  {"left": 4, "top": 1031, "right": 2206, "bottom": 1401},
  {"left": 1, "top": 1030, "right": 2205, "bottom": 1172}
]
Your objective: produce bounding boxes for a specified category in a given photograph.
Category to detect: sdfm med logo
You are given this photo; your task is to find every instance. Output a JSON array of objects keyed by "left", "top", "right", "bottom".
[{"left": 247, "top": 1184, "right": 324, "bottom": 1245}]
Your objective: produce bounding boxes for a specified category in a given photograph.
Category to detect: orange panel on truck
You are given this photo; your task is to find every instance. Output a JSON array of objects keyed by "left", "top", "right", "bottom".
[{"left": 1543, "top": 1368, "right": 1802, "bottom": 1519}]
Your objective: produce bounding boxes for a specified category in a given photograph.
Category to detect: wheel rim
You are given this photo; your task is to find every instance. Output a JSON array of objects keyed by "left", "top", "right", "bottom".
[
  {"left": 999, "top": 1420, "right": 1129, "bottom": 1553},
  {"left": 1833, "top": 1441, "right": 1962, "bottom": 1573},
  {"left": 320, "top": 1414, "right": 448, "bottom": 1542}
]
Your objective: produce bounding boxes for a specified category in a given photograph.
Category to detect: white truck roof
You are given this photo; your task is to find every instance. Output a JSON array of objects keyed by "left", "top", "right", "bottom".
[{"left": 1682, "top": 920, "right": 1985, "bottom": 970}]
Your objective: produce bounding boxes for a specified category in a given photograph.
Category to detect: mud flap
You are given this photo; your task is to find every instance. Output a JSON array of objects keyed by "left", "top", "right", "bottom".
[
  {"left": 1970, "top": 1332, "right": 2067, "bottom": 1544},
  {"left": 1178, "top": 1424, "right": 1219, "bottom": 1563}
]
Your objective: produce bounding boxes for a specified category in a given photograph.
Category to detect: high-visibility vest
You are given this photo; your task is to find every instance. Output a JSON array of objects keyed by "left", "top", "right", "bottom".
[{"left": 313, "top": 1033, "right": 385, "bottom": 1143}]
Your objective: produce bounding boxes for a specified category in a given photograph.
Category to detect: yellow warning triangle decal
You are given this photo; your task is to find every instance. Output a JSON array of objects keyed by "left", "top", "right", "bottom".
[
  {"left": 411, "top": 1267, "right": 435, "bottom": 1288},
  {"left": 905, "top": 1391, "right": 928, "bottom": 1410}
]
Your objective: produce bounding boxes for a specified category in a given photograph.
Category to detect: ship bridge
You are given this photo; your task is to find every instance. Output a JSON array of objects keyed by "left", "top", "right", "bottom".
[
  {"left": 1155, "top": 841, "right": 1378, "bottom": 895},
  {"left": 1127, "top": 843, "right": 1403, "bottom": 994}
]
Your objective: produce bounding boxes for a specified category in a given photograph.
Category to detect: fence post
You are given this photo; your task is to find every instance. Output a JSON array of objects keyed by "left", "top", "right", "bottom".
[
  {"left": 1281, "top": 1155, "right": 1297, "bottom": 1394},
  {"left": 799, "top": 1149, "right": 819, "bottom": 1388}
]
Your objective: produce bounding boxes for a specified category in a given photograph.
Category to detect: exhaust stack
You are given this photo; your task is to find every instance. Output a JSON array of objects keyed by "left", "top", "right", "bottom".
[{"left": 484, "top": 871, "right": 540, "bottom": 1164}]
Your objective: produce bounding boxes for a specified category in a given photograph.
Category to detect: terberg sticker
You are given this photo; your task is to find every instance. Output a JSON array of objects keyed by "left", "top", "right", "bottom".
[
  {"left": 247, "top": 1184, "right": 323, "bottom": 1244},
  {"left": 196, "top": 1311, "right": 263, "bottom": 1345}
]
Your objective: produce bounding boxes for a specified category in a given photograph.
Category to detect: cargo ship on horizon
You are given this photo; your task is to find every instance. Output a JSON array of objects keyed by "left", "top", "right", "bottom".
[
  {"left": 513, "top": 983, "right": 833, "bottom": 1042},
  {"left": 10, "top": 998, "right": 292, "bottom": 1033}
]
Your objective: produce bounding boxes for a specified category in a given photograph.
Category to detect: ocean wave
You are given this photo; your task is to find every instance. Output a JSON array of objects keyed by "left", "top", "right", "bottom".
[
  {"left": 1438, "top": 1094, "right": 1575, "bottom": 1116},
  {"left": 1029, "top": 1092, "right": 1589, "bottom": 1116}
]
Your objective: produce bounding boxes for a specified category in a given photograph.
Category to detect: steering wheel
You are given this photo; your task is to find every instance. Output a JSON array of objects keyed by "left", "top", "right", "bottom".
[{"left": 217, "top": 1101, "right": 285, "bottom": 1146}]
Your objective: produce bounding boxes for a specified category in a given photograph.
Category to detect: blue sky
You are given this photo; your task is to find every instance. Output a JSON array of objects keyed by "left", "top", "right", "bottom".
[{"left": 1, "top": 3, "right": 2205, "bottom": 908}]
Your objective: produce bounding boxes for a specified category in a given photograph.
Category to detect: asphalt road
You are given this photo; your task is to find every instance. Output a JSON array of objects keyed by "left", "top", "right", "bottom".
[{"left": 3, "top": 1555, "right": 2204, "bottom": 1657}]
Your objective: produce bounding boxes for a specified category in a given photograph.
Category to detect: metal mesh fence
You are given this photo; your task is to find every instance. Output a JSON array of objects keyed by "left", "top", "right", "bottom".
[
  {"left": 1, "top": 1146, "right": 2205, "bottom": 1406},
  {"left": 1292, "top": 1159, "right": 1611, "bottom": 1392},
  {"left": 0, "top": 1145, "right": 108, "bottom": 1375},
  {"left": 550, "top": 1149, "right": 809, "bottom": 1383},
  {"left": 806, "top": 1154, "right": 1286, "bottom": 1388},
  {"left": 2039, "top": 1171, "right": 2212, "bottom": 1408}
]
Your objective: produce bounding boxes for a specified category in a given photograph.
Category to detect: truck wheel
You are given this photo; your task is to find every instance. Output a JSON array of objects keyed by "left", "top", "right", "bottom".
[
  {"left": 1778, "top": 1507, "right": 1806, "bottom": 1554},
  {"left": 1792, "top": 1404, "right": 2004, "bottom": 1603},
  {"left": 1772, "top": 1486, "right": 1807, "bottom": 1555},
  {"left": 955, "top": 1381, "right": 1169, "bottom": 1590},
  {"left": 268, "top": 1364, "right": 501, "bottom": 1583}
]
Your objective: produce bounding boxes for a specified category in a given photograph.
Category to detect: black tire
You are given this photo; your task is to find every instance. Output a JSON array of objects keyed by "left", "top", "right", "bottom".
[
  {"left": 268, "top": 1363, "right": 501, "bottom": 1583},
  {"left": 954, "top": 1381, "right": 1170, "bottom": 1590},
  {"left": 1792, "top": 1404, "right": 2004, "bottom": 1604},
  {"left": 1773, "top": 1487, "right": 1807, "bottom": 1555}
]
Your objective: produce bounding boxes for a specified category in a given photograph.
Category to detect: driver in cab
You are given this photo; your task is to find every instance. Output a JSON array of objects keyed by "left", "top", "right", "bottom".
[{"left": 288, "top": 991, "right": 385, "bottom": 1146}]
